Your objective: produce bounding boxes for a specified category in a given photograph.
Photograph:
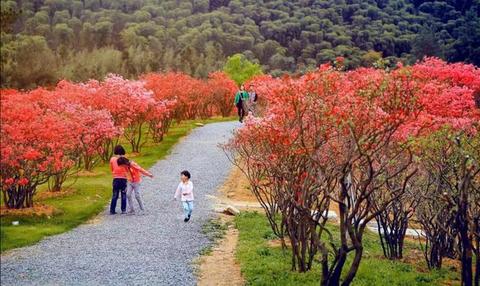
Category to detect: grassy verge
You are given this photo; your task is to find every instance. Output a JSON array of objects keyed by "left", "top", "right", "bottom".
[
  {"left": 0, "top": 117, "right": 235, "bottom": 253},
  {"left": 235, "top": 212, "right": 460, "bottom": 286}
]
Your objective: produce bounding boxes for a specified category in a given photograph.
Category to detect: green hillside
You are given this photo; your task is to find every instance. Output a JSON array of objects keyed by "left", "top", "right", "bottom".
[{"left": 1, "top": 0, "right": 479, "bottom": 88}]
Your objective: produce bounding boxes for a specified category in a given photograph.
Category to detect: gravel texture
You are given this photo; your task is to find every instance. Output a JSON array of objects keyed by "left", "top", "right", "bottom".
[{"left": 0, "top": 121, "right": 239, "bottom": 286}]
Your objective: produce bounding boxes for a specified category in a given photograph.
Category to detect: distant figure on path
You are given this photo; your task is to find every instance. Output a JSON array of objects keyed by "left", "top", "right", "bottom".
[
  {"left": 117, "top": 157, "right": 153, "bottom": 215},
  {"left": 248, "top": 84, "right": 258, "bottom": 116},
  {"left": 109, "top": 145, "right": 128, "bottom": 214},
  {"left": 174, "top": 170, "right": 194, "bottom": 222},
  {"left": 234, "top": 84, "right": 249, "bottom": 123}
]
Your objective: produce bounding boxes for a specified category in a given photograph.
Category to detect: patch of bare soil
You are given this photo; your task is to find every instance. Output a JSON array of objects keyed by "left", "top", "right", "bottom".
[
  {"left": 329, "top": 201, "right": 340, "bottom": 215},
  {"left": 217, "top": 166, "right": 256, "bottom": 202},
  {"left": 393, "top": 248, "right": 429, "bottom": 273},
  {"left": 383, "top": 247, "right": 461, "bottom": 279},
  {"left": 36, "top": 188, "right": 76, "bottom": 200},
  {"left": 442, "top": 258, "right": 461, "bottom": 272},
  {"left": 77, "top": 170, "right": 106, "bottom": 177},
  {"left": 86, "top": 215, "right": 104, "bottom": 225},
  {"left": 404, "top": 234, "right": 425, "bottom": 244},
  {"left": 0, "top": 204, "right": 59, "bottom": 217},
  {"left": 197, "top": 214, "right": 244, "bottom": 286},
  {"left": 267, "top": 237, "right": 291, "bottom": 249},
  {"left": 197, "top": 167, "right": 247, "bottom": 286}
]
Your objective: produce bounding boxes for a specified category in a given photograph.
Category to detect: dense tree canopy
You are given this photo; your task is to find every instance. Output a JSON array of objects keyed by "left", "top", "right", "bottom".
[{"left": 1, "top": 0, "right": 479, "bottom": 88}]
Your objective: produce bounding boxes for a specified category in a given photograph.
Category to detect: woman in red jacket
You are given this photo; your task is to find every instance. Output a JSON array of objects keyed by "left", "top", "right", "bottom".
[{"left": 109, "top": 145, "right": 128, "bottom": 214}]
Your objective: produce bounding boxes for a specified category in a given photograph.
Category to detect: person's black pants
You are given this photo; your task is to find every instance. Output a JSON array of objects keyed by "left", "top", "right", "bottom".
[
  {"left": 110, "top": 178, "right": 127, "bottom": 214},
  {"left": 237, "top": 104, "right": 245, "bottom": 122}
]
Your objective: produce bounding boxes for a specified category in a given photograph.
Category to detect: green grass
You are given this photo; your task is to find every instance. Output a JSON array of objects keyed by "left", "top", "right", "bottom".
[
  {"left": 234, "top": 212, "right": 460, "bottom": 286},
  {"left": 0, "top": 117, "right": 235, "bottom": 253}
]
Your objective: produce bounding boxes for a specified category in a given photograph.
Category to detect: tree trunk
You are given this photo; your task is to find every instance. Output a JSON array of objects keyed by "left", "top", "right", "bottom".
[
  {"left": 342, "top": 247, "right": 364, "bottom": 286},
  {"left": 459, "top": 205, "right": 473, "bottom": 285},
  {"left": 377, "top": 213, "right": 409, "bottom": 259},
  {"left": 320, "top": 250, "right": 330, "bottom": 286},
  {"left": 3, "top": 190, "right": 9, "bottom": 208},
  {"left": 130, "top": 123, "right": 144, "bottom": 153},
  {"left": 460, "top": 229, "right": 473, "bottom": 286},
  {"left": 327, "top": 251, "right": 347, "bottom": 286},
  {"left": 475, "top": 245, "right": 479, "bottom": 286},
  {"left": 84, "top": 154, "right": 94, "bottom": 171},
  {"left": 429, "top": 238, "right": 444, "bottom": 269},
  {"left": 459, "top": 174, "right": 473, "bottom": 286}
]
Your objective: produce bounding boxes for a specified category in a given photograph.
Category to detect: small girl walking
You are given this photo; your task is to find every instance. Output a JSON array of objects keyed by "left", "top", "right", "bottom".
[
  {"left": 117, "top": 157, "right": 153, "bottom": 215},
  {"left": 174, "top": 170, "right": 194, "bottom": 222}
]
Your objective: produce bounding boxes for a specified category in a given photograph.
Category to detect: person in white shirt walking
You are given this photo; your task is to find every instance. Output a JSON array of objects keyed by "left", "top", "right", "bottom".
[
  {"left": 174, "top": 170, "right": 194, "bottom": 222},
  {"left": 248, "top": 84, "right": 258, "bottom": 116}
]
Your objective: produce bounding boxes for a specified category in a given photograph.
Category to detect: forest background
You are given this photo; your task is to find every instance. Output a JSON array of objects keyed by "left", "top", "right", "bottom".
[{"left": 1, "top": 0, "right": 479, "bottom": 89}]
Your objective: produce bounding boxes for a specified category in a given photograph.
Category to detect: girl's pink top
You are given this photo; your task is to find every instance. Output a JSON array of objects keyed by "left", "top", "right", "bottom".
[
  {"left": 110, "top": 156, "right": 128, "bottom": 179},
  {"left": 127, "top": 161, "right": 152, "bottom": 183},
  {"left": 174, "top": 181, "right": 194, "bottom": 201}
]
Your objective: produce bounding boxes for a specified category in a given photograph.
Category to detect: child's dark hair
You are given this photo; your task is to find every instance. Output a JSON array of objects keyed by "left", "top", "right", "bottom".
[
  {"left": 117, "top": 157, "right": 130, "bottom": 166},
  {"left": 181, "top": 170, "right": 191, "bottom": 179},
  {"left": 114, "top": 145, "right": 126, "bottom": 155}
]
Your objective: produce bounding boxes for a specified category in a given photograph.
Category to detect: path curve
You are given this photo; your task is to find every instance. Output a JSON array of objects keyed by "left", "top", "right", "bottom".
[{"left": 1, "top": 121, "right": 239, "bottom": 286}]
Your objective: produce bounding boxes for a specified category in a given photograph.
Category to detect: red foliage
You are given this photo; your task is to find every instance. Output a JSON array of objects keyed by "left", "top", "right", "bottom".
[
  {"left": 87, "top": 74, "right": 170, "bottom": 153},
  {"left": 57, "top": 75, "right": 176, "bottom": 154},
  {"left": 224, "top": 58, "right": 480, "bottom": 282},
  {"left": 1, "top": 69, "right": 236, "bottom": 208},
  {"left": 1, "top": 89, "right": 77, "bottom": 208},
  {"left": 241, "top": 58, "right": 480, "bottom": 151},
  {"left": 398, "top": 57, "right": 480, "bottom": 138},
  {"left": 0, "top": 74, "right": 176, "bottom": 207},
  {"left": 143, "top": 71, "right": 238, "bottom": 120},
  {"left": 143, "top": 72, "right": 204, "bottom": 120},
  {"left": 207, "top": 71, "right": 238, "bottom": 117}
]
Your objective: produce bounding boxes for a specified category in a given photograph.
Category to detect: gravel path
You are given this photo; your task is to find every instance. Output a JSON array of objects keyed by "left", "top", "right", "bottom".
[{"left": 1, "top": 121, "right": 240, "bottom": 286}]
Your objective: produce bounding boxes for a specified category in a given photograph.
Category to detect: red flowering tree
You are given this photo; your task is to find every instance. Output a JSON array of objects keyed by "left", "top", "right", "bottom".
[
  {"left": 224, "top": 58, "right": 480, "bottom": 286},
  {"left": 206, "top": 71, "right": 237, "bottom": 117},
  {"left": 143, "top": 71, "right": 234, "bottom": 120},
  {"left": 97, "top": 75, "right": 159, "bottom": 153},
  {"left": 245, "top": 74, "right": 280, "bottom": 116},
  {"left": 0, "top": 84, "right": 120, "bottom": 209},
  {"left": 143, "top": 72, "right": 200, "bottom": 120},
  {"left": 1, "top": 70, "right": 226, "bottom": 209},
  {"left": 78, "top": 74, "right": 171, "bottom": 155},
  {"left": 54, "top": 79, "right": 123, "bottom": 162},
  {"left": 52, "top": 81, "right": 121, "bottom": 171},
  {"left": 147, "top": 99, "right": 177, "bottom": 143},
  {"left": 405, "top": 58, "right": 480, "bottom": 285},
  {"left": 1, "top": 89, "right": 75, "bottom": 208},
  {"left": 192, "top": 78, "right": 214, "bottom": 119},
  {"left": 225, "top": 65, "right": 419, "bottom": 281}
]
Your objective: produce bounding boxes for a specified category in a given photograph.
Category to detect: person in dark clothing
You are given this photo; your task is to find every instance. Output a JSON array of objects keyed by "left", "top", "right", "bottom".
[{"left": 234, "top": 84, "right": 249, "bottom": 122}]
